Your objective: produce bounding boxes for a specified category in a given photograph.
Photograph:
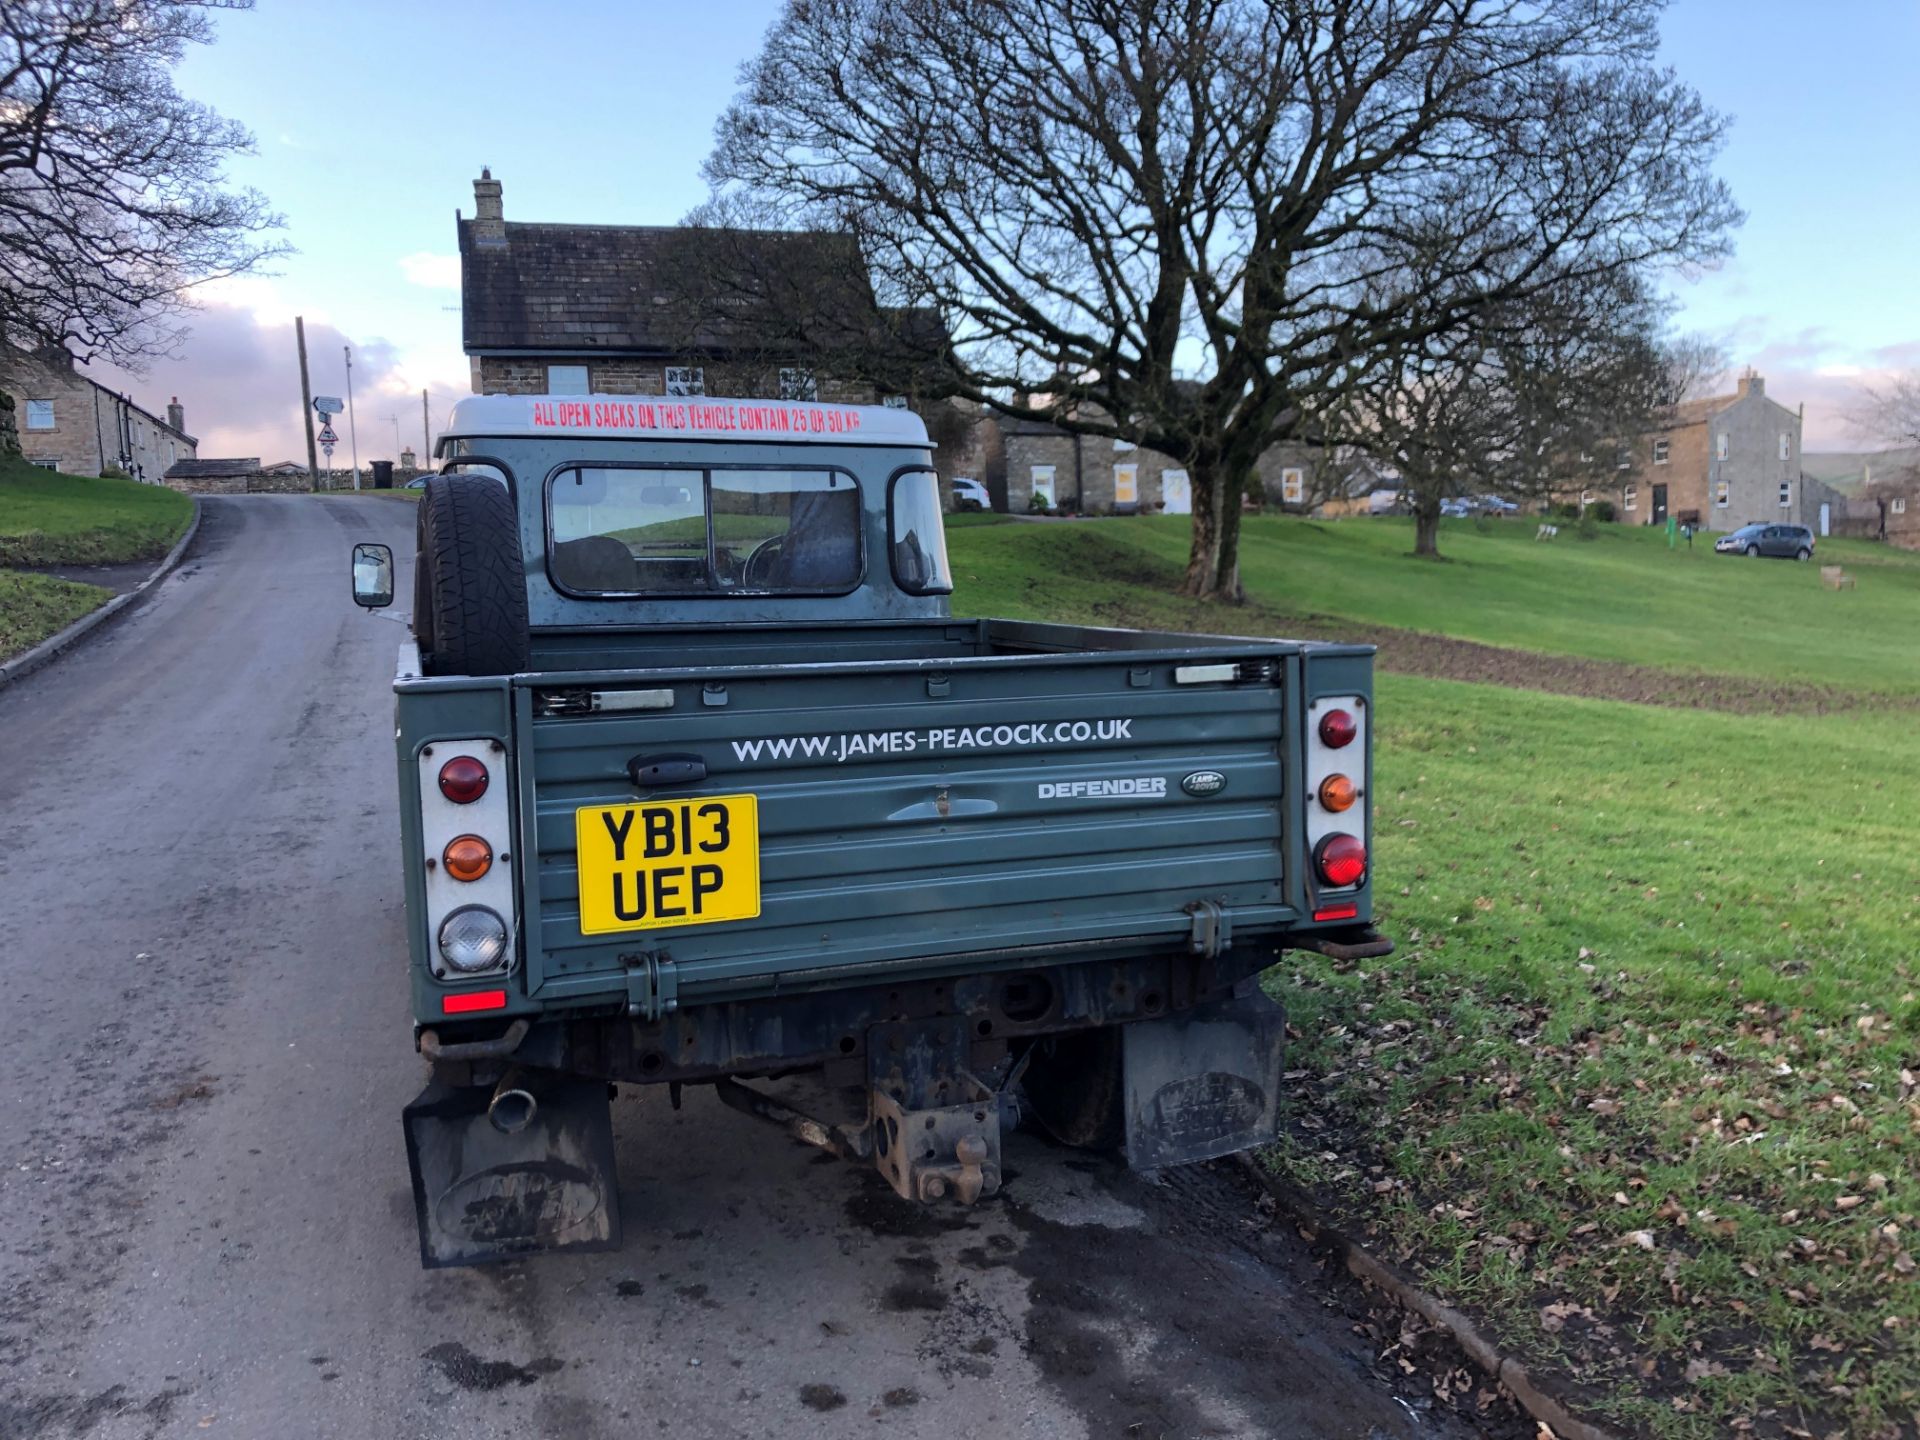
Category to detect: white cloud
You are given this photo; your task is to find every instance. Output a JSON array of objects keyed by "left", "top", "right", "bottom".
[{"left": 399, "top": 252, "right": 461, "bottom": 289}]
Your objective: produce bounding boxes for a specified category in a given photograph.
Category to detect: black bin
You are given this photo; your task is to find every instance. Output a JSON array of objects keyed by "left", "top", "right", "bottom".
[{"left": 371, "top": 460, "right": 394, "bottom": 490}]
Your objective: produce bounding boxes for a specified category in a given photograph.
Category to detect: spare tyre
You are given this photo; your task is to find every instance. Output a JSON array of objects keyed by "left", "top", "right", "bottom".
[{"left": 416, "top": 474, "right": 529, "bottom": 677}]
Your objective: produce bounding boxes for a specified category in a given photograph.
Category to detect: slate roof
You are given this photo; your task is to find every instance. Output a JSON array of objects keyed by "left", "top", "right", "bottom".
[
  {"left": 164, "top": 457, "right": 260, "bottom": 480},
  {"left": 458, "top": 218, "right": 881, "bottom": 357}
]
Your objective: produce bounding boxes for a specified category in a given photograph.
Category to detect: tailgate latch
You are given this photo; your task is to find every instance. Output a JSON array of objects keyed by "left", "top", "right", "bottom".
[
  {"left": 1185, "top": 899, "right": 1233, "bottom": 958},
  {"left": 623, "top": 951, "right": 679, "bottom": 1019}
]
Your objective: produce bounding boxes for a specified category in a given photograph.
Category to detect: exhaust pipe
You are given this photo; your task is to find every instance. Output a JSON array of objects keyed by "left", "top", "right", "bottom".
[{"left": 489, "top": 1068, "right": 537, "bottom": 1134}]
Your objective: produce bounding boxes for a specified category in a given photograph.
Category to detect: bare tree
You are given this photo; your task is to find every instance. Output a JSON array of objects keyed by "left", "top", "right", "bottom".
[
  {"left": 0, "top": 0, "right": 284, "bottom": 366},
  {"left": 705, "top": 0, "right": 1739, "bottom": 599},
  {"left": 1336, "top": 273, "right": 1674, "bottom": 557},
  {"left": 1663, "top": 332, "right": 1730, "bottom": 404},
  {"left": 1851, "top": 373, "right": 1920, "bottom": 451}
]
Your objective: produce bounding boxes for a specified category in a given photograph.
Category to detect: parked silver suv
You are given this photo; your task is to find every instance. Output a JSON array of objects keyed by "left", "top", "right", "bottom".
[{"left": 1715, "top": 522, "right": 1814, "bottom": 561}]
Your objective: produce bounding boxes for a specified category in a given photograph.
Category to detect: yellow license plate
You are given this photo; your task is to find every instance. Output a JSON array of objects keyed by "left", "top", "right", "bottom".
[{"left": 573, "top": 794, "right": 760, "bottom": 935}]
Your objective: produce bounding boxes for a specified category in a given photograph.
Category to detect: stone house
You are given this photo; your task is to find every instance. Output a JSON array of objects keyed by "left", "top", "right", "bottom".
[
  {"left": 1, "top": 347, "right": 196, "bottom": 482},
  {"left": 1858, "top": 470, "right": 1920, "bottom": 550},
  {"left": 999, "top": 407, "right": 1328, "bottom": 517},
  {"left": 455, "top": 169, "right": 995, "bottom": 494},
  {"left": 1613, "top": 372, "right": 1813, "bottom": 532}
]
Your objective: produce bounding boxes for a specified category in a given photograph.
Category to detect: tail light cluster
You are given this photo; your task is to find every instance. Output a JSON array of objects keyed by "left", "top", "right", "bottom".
[
  {"left": 1306, "top": 697, "right": 1369, "bottom": 909},
  {"left": 418, "top": 740, "right": 517, "bottom": 1005}
]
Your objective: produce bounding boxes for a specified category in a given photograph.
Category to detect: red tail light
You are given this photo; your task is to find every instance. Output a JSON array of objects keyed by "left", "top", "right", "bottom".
[
  {"left": 1315, "top": 832, "right": 1367, "bottom": 888},
  {"left": 438, "top": 755, "right": 489, "bottom": 804},
  {"left": 1318, "top": 708, "right": 1357, "bottom": 748}
]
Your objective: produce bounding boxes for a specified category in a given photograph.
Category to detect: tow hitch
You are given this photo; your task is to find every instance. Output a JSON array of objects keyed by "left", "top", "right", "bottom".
[{"left": 867, "top": 1017, "right": 1003, "bottom": 1204}]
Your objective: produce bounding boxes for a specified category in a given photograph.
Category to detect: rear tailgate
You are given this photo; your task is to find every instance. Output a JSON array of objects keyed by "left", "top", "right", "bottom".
[{"left": 515, "top": 645, "right": 1316, "bottom": 1008}]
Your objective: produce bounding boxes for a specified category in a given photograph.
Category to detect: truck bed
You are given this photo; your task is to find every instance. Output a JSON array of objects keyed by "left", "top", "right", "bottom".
[{"left": 408, "top": 620, "right": 1372, "bottom": 1014}]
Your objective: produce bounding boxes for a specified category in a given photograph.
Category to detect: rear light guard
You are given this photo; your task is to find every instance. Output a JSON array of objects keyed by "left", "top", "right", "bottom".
[
  {"left": 417, "top": 739, "right": 517, "bottom": 983},
  {"left": 1304, "top": 694, "right": 1368, "bottom": 904}
]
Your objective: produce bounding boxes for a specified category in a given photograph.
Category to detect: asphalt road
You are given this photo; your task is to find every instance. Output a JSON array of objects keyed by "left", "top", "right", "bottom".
[{"left": 0, "top": 497, "right": 1509, "bottom": 1440}]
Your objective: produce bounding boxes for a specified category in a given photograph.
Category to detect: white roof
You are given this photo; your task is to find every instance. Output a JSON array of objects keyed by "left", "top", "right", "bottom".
[{"left": 442, "top": 394, "right": 930, "bottom": 447}]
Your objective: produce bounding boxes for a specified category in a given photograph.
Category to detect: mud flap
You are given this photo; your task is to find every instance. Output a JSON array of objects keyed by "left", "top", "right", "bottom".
[
  {"left": 1121, "top": 990, "right": 1286, "bottom": 1171},
  {"left": 402, "top": 1075, "right": 622, "bottom": 1269}
]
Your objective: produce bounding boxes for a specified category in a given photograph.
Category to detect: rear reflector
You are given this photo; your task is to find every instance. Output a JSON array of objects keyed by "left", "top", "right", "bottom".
[
  {"left": 1313, "top": 902, "right": 1359, "bottom": 923},
  {"left": 442, "top": 990, "right": 507, "bottom": 1015}
]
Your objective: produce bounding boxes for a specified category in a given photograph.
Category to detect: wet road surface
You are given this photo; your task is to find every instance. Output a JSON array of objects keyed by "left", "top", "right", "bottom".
[{"left": 0, "top": 496, "right": 1509, "bottom": 1439}]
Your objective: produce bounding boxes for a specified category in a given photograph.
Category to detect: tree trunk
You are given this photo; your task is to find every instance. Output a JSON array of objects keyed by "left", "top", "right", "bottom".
[
  {"left": 1412, "top": 495, "right": 1443, "bottom": 558},
  {"left": 1180, "top": 461, "right": 1246, "bottom": 601}
]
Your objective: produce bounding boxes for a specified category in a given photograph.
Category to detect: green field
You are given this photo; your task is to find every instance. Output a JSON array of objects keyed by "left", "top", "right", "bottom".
[
  {"left": 948, "top": 515, "right": 1920, "bottom": 1438},
  {"left": 0, "top": 459, "right": 194, "bottom": 660},
  {"left": 0, "top": 569, "right": 110, "bottom": 659},
  {"left": 949, "top": 514, "right": 1920, "bottom": 694},
  {"left": 0, "top": 458, "right": 194, "bottom": 566}
]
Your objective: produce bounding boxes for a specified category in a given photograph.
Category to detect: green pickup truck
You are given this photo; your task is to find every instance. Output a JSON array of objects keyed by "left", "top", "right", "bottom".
[{"left": 350, "top": 395, "right": 1386, "bottom": 1267}]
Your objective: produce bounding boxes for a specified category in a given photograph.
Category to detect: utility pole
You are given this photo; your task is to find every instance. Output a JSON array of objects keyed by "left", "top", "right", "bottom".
[
  {"left": 296, "top": 317, "right": 319, "bottom": 490},
  {"left": 344, "top": 344, "right": 361, "bottom": 491},
  {"left": 422, "top": 387, "right": 432, "bottom": 465}
]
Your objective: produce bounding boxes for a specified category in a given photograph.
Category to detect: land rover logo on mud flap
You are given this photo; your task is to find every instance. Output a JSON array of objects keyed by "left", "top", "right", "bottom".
[{"left": 1182, "top": 770, "right": 1228, "bottom": 797}]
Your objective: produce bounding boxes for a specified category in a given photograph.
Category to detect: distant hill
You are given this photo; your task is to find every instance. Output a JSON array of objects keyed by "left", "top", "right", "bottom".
[{"left": 1802, "top": 447, "right": 1920, "bottom": 495}]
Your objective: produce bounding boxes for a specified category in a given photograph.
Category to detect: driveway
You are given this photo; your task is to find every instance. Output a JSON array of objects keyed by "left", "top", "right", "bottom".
[{"left": 0, "top": 496, "right": 1508, "bottom": 1439}]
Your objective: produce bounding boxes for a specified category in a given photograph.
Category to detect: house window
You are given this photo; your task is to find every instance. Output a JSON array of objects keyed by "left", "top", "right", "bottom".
[
  {"left": 1779, "top": 480, "right": 1792, "bottom": 508},
  {"left": 1281, "top": 468, "right": 1305, "bottom": 505},
  {"left": 1652, "top": 438, "right": 1670, "bottom": 465},
  {"left": 32, "top": 458, "right": 58, "bottom": 470},
  {"left": 1894, "top": 498, "right": 1909, "bottom": 515},
  {"left": 1580, "top": 488, "right": 1595, "bottom": 506},
  {"left": 1616, "top": 448, "right": 1631, "bottom": 471},
  {"left": 881, "top": 394, "right": 910, "bottom": 409},
  {"left": 546, "top": 364, "right": 589, "bottom": 395},
  {"left": 1716, "top": 432, "right": 1727, "bottom": 461},
  {"left": 1624, "top": 485, "right": 1638, "bottom": 511},
  {"left": 24, "top": 399, "right": 53, "bottom": 429},
  {"left": 1779, "top": 433, "right": 1791, "bottom": 461},
  {"left": 664, "top": 366, "right": 704, "bottom": 397},
  {"left": 1113, "top": 463, "right": 1138, "bottom": 506},
  {"left": 778, "top": 368, "right": 818, "bottom": 401},
  {"left": 1714, "top": 480, "right": 1729, "bottom": 507}
]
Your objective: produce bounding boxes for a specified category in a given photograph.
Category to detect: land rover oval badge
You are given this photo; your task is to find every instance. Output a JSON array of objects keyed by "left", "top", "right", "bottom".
[{"left": 1182, "top": 770, "right": 1228, "bottom": 797}]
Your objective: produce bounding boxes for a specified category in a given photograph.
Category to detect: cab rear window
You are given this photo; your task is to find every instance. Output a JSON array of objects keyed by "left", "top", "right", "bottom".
[{"left": 548, "top": 466, "right": 861, "bottom": 596}]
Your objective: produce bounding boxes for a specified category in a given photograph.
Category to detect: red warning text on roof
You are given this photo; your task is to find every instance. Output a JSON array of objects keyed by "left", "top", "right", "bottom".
[{"left": 529, "top": 400, "right": 866, "bottom": 437}]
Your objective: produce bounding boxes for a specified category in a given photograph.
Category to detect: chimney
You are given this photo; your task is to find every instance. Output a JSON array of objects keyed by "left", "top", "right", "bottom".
[
  {"left": 471, "top": 167, "right": 506, "bottom": 246},
  {"left": 1736, "top": 370, "right": 1764, "bottom": 400},
  {"left": 166, "top": 395, "right": 185, "bottom": 433}
]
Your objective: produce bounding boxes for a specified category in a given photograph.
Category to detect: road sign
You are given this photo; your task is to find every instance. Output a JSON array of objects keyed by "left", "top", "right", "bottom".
[
  {"left": 320, "top": 441, "right": 335, "bottom": 461},
  {"left": 318, "top": 423, "right": 339, "bottom": 446},
  {"left": 313, "top": 396, "right": 345, "bottom": 416}
]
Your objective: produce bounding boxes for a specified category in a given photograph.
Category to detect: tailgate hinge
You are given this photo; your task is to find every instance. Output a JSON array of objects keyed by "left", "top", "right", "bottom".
[
  {"left": 623, "top": 952, "right": 680, "bottom": 1020},
  {"left": 1184, "top": 899, "right": 1233, "bottom": 959}
]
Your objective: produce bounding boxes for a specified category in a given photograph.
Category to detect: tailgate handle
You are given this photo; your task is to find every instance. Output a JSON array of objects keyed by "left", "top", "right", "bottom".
[{"left": 626, "top": 752, "right": 708, "bottom": 789}]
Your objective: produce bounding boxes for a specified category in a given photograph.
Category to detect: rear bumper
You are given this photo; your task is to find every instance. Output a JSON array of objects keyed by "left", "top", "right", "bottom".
[{"left": 426, "top": 943, "right": 1270, "bottom": 1088}]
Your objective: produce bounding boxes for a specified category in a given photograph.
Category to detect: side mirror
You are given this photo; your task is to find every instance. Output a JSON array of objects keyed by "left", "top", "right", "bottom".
[{"left": 351, "top": 542, "right": 394, "bottom": 608}]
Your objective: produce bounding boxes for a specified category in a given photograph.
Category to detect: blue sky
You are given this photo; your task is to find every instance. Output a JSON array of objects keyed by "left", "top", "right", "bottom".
[{"left": 117, "top": 0, "right": 1920, "bottom": 460}]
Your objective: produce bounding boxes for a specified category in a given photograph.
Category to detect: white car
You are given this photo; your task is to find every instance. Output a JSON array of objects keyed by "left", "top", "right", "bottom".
[{"left": 951, "top": 476, "right": 992, "bottom": 511}]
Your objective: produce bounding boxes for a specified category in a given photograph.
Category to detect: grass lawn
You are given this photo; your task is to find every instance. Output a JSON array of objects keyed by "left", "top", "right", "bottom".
[
  {"left": 947, "top": 516, "right": 1920, "bottom": 1438},
  {"left": 0, "top": 458, "right": 194, "bottom": 566},
  {"left": 956, "top": 514, "right": 1920, "bottom": 695},
  {"left": 0, "top": 569, "right": 110, "bottom": 659},
  {"left": 1273, "top": 678, "right": 1920, "bottom": 1438}
]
